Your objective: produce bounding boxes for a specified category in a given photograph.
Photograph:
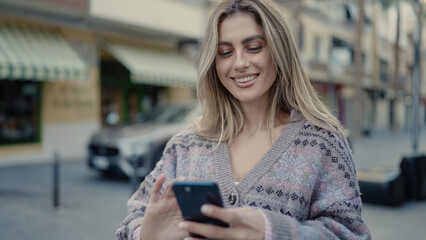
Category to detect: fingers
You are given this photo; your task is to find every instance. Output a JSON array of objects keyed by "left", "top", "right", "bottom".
[
  {"left": 161, "top": 176, "right": 187, "bottom": 199},
  {"left": 179, "top": 221, "right": 230, "bottom": 240},
  {"left": 201, "top": 204, "right": 235, "bottom": 225},
  {"left": 179, "top": 207, "right": 265, "bottom": 240},
  {"left": 149, "top": 174, "right": 166, "bottom": 203},
  {"left": 177, "top": 205, "right": 234, "bottom": 239},
  {"left": 150, "top": 175, "right": 190, "bottom": 203},
  {"left": 161, "top": 181, "right": 175, "bottom": 200},
  {"left": 175, "top": 229, "right": 190, "bottom": 240},
  {"left": 181, "top": 236, "right": 201, "bottom": 240}
]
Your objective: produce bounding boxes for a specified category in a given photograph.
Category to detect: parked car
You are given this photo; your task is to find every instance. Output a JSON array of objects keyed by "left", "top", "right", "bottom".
[{"left": 87, "top": 100, "right": 200, "bottom": 178}]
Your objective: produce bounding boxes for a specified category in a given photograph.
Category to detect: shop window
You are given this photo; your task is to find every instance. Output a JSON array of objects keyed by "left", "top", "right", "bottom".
[
  {"left": 100, "top": 59, "right": 165, "bottom": 126},
  {"left": 0, "top": 80, "right": 40, "bottom": 145}
]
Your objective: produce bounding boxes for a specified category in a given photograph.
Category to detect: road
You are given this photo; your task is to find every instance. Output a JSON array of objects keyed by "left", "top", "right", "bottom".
[{"left": 0, "top": 129, "right": 426, "bottom": 239}]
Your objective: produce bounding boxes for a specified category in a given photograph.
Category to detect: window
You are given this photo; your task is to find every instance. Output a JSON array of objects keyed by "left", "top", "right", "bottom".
[
  {"left": 380, "top": 59, "right": 389, "bottom": 83},
  {"left": 298, "top": 23, "right": 304, "bottom": 51},
  {"left": 314, "top": 36, "right": 321, "bottom": 61},
  {"left": 0, "top": 80, "right": 40, "bottom": 144}
]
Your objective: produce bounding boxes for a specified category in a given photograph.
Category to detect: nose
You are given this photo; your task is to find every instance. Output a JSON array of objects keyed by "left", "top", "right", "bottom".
[{"left": 233, "top": 51, "right": 249, "bottom": 71}]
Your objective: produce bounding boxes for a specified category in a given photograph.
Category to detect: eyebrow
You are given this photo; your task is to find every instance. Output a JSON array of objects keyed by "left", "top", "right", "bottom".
[{"left": 218, "top": 34, "right": 266, "bottom": 46}]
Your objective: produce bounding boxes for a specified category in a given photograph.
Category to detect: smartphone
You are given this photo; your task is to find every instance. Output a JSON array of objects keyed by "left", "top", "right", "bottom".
[{"left": 172, "top": 181, "right": 229, "bottom": 238}]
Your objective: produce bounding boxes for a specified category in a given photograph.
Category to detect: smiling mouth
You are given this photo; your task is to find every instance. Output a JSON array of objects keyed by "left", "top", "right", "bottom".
[{"left": 233, "top": 74, "right": 259, "bottom": 83}]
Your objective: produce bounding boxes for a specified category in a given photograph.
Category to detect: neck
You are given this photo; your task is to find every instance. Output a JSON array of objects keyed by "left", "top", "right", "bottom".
[
  {"left": 239, "top": 100, "right": 290, "bottom": 138},
  {"left": 240, "top": 101, "right": 268, "bottom": 135}
]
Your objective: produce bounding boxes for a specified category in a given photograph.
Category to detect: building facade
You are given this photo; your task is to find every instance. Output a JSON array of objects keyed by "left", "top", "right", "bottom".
[
  {"left": 280, "top": 0, "right": 425, "bottom": 135},
  {"left": 0, "top": 0, "right": 424, "bottom": 165},
  {"left": 0, "top": 0, "right": 203, "bottom": 165}
]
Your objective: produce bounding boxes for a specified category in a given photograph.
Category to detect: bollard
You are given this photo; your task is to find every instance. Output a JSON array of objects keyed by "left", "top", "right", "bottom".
[
  {"left": 131, "top": 153, "right": 139, "bottom": 194},
  {"left": 130, "top": 143, "right": 156, "bottom": 194},
  {"left": 53, "top": 151, "right": 60, "bottom": 209}
]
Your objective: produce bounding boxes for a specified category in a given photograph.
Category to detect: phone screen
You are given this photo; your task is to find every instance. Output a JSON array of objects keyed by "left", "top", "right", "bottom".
[{"left": 172, "top": 181, "right": 229, "bottom": 237}]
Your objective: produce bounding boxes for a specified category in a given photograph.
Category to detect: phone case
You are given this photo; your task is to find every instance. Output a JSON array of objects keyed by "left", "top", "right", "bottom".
[{"left": 172, "top": 181, "right": 229, "bottom": 238}]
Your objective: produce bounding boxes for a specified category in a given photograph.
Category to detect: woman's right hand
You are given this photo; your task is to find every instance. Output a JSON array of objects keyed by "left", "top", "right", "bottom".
[{"left": 140, "top": 174, "right": 188, "bottom": 240}]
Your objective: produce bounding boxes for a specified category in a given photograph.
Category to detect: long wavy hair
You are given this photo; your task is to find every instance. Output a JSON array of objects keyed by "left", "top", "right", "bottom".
[{"left": 195, "top": 0, "right": 346, "bottom": 144}]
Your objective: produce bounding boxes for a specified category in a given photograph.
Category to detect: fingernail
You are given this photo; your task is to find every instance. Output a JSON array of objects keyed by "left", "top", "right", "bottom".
[
  {"left": 179, "top": 222, "right": 188, "bottom": 230},
  {"left": 201, "top": 205, "right": 211, "bottom": 214}
]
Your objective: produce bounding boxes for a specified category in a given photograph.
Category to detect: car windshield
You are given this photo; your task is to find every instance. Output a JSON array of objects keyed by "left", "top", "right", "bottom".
[{"left": 142, "top": 103, "right": 194, "bottom": 124}]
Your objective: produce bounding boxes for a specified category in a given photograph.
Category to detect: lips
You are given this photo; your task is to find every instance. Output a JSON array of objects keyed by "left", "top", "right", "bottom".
[
  {"left": 231, "top": 73, "right": 259, "bottom": 88},
  {"left": 232, "top": 74, "right": 259, "bottom": 82}
]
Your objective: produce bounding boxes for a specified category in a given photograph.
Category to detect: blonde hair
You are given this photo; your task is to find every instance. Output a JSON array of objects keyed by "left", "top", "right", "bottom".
[{"left": 195, "top": 0, "right": 346, "bottom": 143}]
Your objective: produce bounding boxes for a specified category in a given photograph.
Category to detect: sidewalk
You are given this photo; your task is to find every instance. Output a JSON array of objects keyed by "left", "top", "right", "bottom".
[
  {"left": 0, "top": 162, "right": 130, "bottom": 240},
  {"left": 0, "top": 129, "right": 425, "bottom": 240},
  {"left": 352, "top": 129, "right": 426, "bottom": 171},
  {"left": 351, "top": 129, "right": 426, "bottom": 240}
]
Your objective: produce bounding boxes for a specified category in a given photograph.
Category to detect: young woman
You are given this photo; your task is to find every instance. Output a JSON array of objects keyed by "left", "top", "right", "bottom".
[{"left": 117, "top": 0, "right": 371, "bottom": 239}]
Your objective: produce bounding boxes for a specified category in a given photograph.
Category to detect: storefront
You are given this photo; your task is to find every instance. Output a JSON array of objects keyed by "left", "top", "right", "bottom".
[
  {"left": 0, "top": 19, "right": 99, "bottom": 165},
  {"left": 0, "top": 80, "right": 41, "bottom": 145},
  {"left": 98, "top": 36, "right": 197, "bottom": 126}
]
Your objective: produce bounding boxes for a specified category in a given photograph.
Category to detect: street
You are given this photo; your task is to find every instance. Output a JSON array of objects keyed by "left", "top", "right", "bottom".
[
  {"left": 0, "top": 161, "right": 129, "bottom": 240},
  {"left": 0, "top": 129, "right": 426, "bottom": 239}
]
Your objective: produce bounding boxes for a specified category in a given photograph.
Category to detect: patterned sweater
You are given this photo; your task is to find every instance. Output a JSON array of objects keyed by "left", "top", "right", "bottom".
[{"left": 116, "top": 113, "right": 371, "bottom": 240}]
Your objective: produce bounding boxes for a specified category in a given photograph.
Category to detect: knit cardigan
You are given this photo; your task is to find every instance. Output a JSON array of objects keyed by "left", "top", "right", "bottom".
[{"left": 116, "top": 114, "right": 371, "bottom": 240}]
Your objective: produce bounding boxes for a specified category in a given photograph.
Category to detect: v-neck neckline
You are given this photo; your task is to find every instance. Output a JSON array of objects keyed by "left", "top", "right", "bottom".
[{"left": 213, "top": 111, "right": 305, "bottom": 207}]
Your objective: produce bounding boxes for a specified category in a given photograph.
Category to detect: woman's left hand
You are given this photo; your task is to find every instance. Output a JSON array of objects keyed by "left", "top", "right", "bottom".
[{"left": 178, "top": 205, "right": 265, "bottom": 240}]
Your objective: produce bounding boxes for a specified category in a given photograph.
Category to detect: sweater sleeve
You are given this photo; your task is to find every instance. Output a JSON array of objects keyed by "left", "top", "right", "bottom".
[
  {"left": 260, "top": 196, "right": 370, "bottom": 240},
  {"left": 260, "top": 132, "right": 371, "bottom": 240},
  {"left": 115, "top": 159, "right": 164, "bottom": 240},
  {"left": 115, "top": 128, "right": 197, "bottom": 240}
]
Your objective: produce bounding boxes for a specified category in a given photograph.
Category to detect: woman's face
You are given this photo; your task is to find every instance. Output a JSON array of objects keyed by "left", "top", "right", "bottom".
[{"left": 215, "top": 13, "right": 277, "bottom": 105}]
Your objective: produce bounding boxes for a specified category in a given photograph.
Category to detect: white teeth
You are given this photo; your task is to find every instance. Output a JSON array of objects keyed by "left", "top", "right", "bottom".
[{"left": 235, "top": 75, "right": 257, "bottom": 83}]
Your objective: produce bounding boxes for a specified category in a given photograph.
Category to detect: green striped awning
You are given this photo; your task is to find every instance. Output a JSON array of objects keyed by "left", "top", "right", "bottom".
[
  {"left": 104, "top": 38, "right": 197, "bottom": 88},
  {"left": 0, "top": 22, "right": 87, "bottom": 81}
]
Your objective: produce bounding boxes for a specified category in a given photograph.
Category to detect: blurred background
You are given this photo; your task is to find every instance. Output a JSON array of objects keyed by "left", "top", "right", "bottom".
[{"left": 0, "top": 0, "right": 425, "bottom": 239}]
